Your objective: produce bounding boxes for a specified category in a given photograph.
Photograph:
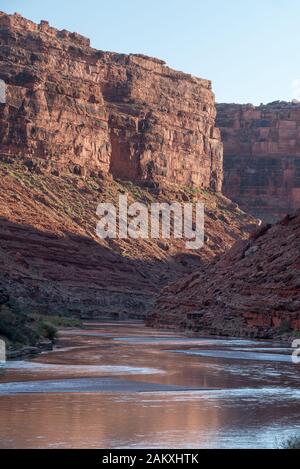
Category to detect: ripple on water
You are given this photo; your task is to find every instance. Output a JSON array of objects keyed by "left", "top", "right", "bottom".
[
  {"left": 0, "top": 377, "right": 194, "bottom": 395},
  {"left": 113, "top": 337, "right": 269, "bottom": 346},
  {"left": 0, "top": 362, "right": 164, "bottom": 375},
  {"left": 170, "top": 349, "right": 294, "bottom": 363}
]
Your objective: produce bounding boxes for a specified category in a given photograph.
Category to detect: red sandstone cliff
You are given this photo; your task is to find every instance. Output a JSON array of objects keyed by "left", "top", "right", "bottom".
[
  {"left": 0, "top": 11, "right": 223, "bottom": 191},
  {"left": 217, "top": 101, "right": 300, "bottom": 222},
  {"left": 0, "top": 12, "right": 256, "bottom": 318},
  {"left": 149, "top": 212, "right": 300, "bottom": 338},
  {"left": 0, "top": 163, "right": 256, "bottom": 318}
]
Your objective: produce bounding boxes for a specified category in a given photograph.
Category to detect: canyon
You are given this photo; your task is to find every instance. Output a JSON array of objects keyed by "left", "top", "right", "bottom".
[
  {"left": 0, "top": 12, "right": 299, "bottom": 340},
  {"left": 0, "top": 6, "right": 300, "bottom": 454},
  {"left": 218, "top": 101, "right": 300, "bottom": 223},
  {"left": 0, "top": 12, "right": 256, "bottom": 324}
]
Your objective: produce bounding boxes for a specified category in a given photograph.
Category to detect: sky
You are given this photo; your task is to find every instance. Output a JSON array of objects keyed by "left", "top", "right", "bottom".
[{"left": 1, "top": 0, "right": 300, "bottom": 105}]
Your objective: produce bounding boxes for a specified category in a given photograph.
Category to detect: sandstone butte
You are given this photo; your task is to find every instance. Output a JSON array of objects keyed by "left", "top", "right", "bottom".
[
  {"left": 218, "top": 101, "right": 300, "bottom": 223},
  {"left": 0, "top": 12, "right": 258, "bottom": 320},
  {"left": 148, "top": 212, "right": 300, "bottom": 339}
]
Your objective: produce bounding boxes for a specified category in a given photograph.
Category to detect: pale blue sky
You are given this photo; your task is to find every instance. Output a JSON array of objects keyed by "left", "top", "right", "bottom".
[{"left": 1, "top": 0, "right": 300, "bottom": 104}]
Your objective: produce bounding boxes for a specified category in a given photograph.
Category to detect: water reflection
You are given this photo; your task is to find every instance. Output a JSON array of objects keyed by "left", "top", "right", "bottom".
[{"left": 0, "top": 322, "right": 299, "bottom": 449}]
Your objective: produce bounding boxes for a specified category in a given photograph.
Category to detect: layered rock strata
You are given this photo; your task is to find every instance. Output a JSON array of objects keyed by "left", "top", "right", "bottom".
[
  {"left": 217, "top": 101, "right": 300, "bottom": 222},
  {"left": 149, "top": 212, "right": 300, "bottom": 338},
  {"left": 0, "top": 12, "right": 258, "bottom": 319},
  {"left": 0, "top": 11, "right": 223, "bottom": 190},
  {"left": 0, "top": 162, "right": 256, "bottom": 318}
]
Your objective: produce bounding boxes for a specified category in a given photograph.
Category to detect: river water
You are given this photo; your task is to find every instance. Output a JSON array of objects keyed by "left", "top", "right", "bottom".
[{"left": 0, "top": 322, "right": 299, "bottom": 449}]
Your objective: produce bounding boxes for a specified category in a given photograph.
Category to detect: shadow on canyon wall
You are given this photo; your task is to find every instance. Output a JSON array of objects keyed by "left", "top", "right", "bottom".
[{"left": 0, "top": 217, "right": 205, "bottom": 319}]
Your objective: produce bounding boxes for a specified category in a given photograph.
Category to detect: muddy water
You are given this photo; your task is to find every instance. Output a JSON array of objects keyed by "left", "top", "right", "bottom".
[{"left": 0, "top": 322, "right": 299, "bottom": 449}]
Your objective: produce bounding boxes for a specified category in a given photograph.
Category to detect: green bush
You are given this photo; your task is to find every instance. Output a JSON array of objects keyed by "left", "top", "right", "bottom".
[
  {"left": 278, "top": 320, "right": 292, "bottom": 335},
  {"left": 0, "top": 305, "right": 58, "bottom": 348},
  {"left": 0, "top": 305, "right": 39, "bottom": 346},
  {"left": 37, "top": 321, "right": 58, "bottom": 341},
  {"left": 44, "top": 315, "right": 81, "bottom": 328},
  {"left": 0, "top": 297, "right": 81, "bottom": 349}
]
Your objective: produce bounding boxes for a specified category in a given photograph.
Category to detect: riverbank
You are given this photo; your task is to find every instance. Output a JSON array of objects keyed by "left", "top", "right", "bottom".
[
  {"left": 0, "top": 289, "right": 82, "bottom": 358},
  {"left": 6, "top": 341, "right": 53, "bottom": 360}
]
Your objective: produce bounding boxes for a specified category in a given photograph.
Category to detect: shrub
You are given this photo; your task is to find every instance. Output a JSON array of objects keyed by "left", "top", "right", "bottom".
[
  {"left": 278, "top": 320, "right": 292, "bottom": 335},
  {"left": 38, "top": 321, "right": 58, "bottom": 341},
  {"left": 0, "top": 300, "right": 80, "bottom": 349},
  {"left": 0, "top": 305, "right": 39, "bottom": 346},
  {"left": 0, "top": 305, "right": 57, "bottom": 347}
]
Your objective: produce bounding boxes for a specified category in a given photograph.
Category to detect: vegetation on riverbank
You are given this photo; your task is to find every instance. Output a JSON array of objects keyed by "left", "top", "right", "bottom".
[{"left": 0, "top": 290, "right": 81, "bottom": 351}]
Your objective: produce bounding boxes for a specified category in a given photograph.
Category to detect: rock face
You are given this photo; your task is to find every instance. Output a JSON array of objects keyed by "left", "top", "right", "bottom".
[
  {"left": 0, "top": 11, "right": 223, "bottom": 191},
  {"left": 0, "top": 163, "right": 256, "bottom": 318},
  {"left": 0, "top": 12, "right": 255, "bottom": 319},
  {"left": 0, "top": 12, "right": 260, "bottom": 320},
  {"left": 217, "top": 102, "right": 300, "bottom": 222},
  {"left": 149, "top": 212, "right": 300, "bottom": 338}
]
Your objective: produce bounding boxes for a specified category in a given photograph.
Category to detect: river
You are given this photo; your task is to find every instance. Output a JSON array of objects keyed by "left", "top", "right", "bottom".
[{"left": 0, "top": 322, "right": 299, "bottom": 449}]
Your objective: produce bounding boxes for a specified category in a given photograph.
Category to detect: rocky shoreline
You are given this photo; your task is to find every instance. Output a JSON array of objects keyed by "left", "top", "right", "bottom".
[{"left": 6, "top": 340, "right": 53, "bottom": 360}]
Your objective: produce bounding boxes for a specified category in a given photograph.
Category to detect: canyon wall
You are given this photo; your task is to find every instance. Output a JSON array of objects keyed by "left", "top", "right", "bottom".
[
  {"left": 149, "top": 211, "right": 300, "bottom": 338},
  {"left": 217, "top": 102, "right": 300, "bottom": 222},
  {"left": 0, "top": 12, "right": 258, "bottom": 319},
  {"left": 0, "top": 11, "right": 223, "bottom": 191},
  {"left": 0, "top": 168, "right": 256, "bottom": 318}
]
